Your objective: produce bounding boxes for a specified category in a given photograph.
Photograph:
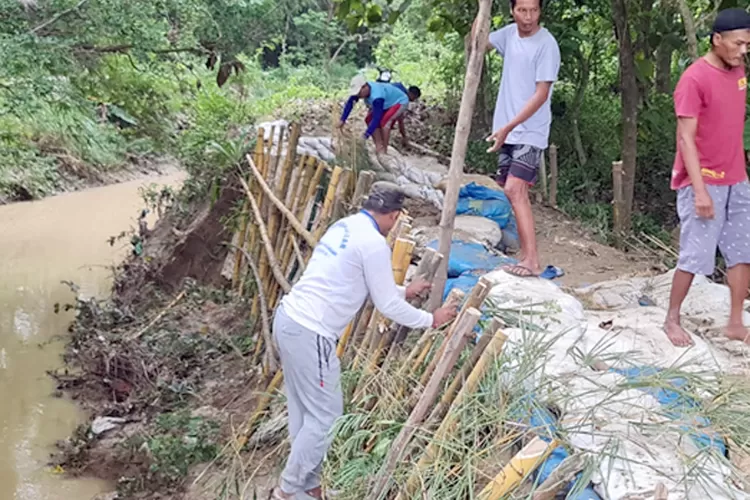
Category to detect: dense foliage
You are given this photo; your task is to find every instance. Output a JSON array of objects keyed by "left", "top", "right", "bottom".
[{"left": 2, "top": 0, "right": 749, "bottom": 236}]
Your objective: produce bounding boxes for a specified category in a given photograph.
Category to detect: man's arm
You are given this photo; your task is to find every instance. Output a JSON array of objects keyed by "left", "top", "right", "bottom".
[
  {"left": 364, "top": 98, "right": 385, "bottom": 139},
  {"left": 340, "top": 96, "right": 358, "bottom": 124},
  {"left": 362, "top": 244, "right": 433, "bottom": 329},
  {"left": 674, "top": 74, "right": 713, "bottom": 218},
  {"left": 677, "top": 116, "right": 714, "bottom": 218},
  {"left": 487, "top": 82, "right": 552, "bottom": 152},
  {"left": 472, "top": 18, "right": 505, "bottom": 54}
]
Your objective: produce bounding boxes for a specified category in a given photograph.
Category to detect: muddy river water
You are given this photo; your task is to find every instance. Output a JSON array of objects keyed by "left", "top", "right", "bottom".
[{"left": 0, "top": 173, "right": 184, "bottom": 500}]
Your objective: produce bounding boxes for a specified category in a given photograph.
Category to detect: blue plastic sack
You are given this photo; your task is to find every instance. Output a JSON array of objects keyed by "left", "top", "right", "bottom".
[
  {"left": 456, "top": 183, "right": 514, "bottom": 229},
  {"left": 427, "top": 239, "right": 515, "bottom": 278}
]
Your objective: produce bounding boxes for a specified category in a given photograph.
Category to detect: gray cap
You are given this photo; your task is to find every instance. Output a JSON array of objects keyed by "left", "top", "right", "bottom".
[{"left": 362, "top": 182, "right": 406, "bottom": 213}]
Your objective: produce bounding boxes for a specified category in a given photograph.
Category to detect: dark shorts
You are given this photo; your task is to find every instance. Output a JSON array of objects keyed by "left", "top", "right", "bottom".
[
  {"left": 365, "top": 104, "right": 405, "bottom": 130},
  {"left": 496, "top": 143, "right": 543, "bottom": 186},
  {"left": 677, "top": 181, "right": 750, "bottom": 275}
]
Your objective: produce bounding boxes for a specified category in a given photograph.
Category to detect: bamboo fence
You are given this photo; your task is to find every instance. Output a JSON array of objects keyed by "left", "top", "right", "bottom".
[{"left": 227, "top": 122, "right": 550, "bottom": 499}]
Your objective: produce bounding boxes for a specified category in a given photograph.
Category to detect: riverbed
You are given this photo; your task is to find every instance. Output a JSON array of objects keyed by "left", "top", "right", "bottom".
[{"left": 0, "top": 173, "right": 185, "bottom": 500}]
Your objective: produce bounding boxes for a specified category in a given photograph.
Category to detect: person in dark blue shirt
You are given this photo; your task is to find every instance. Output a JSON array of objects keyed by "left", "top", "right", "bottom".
[{"left": 339, "top": 75, "right": 413, "bottom": 154}]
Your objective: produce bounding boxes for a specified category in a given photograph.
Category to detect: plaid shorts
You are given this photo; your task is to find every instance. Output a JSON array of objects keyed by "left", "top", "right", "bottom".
[{"left": 496, "top": 143, "right": 543, "bottom": 186}]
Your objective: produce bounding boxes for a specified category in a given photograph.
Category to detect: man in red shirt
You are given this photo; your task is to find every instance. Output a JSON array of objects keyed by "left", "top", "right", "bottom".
[{"left": 665, "top": 8, "right": 750, "bottom": 347}]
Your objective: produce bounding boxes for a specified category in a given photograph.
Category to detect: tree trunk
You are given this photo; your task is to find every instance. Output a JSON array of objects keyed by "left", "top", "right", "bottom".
[
  {"left": 428, "top": 0, "right": 492, "bottom": 311},
  {"left": 655, "top": 43, "right": 673, "bottom": 93},
  {"left": 571, "top": 49, "right": 591, "bottom": 166},
  {"left": 612, "top": 0, "right": 638, "bottom": 233},
  {"left": 677, "top": 0, "right": 699, "bottom": 61}
]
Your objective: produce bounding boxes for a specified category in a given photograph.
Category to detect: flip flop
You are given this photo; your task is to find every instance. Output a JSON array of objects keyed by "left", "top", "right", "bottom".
[
  {"left": 539, "top": 265, "right": 565, "bottom": 280},
  {"left": 502, "top": 264, "right": 539, "bottom": 278}
]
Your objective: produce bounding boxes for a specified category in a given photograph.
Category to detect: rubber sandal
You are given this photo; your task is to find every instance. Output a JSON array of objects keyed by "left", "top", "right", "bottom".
[
  {"left": 539, "top": 265, "right": 565, "bottom": 280},
  {"left": 502, "top": 265, "right": 539, "bottom": 278}
]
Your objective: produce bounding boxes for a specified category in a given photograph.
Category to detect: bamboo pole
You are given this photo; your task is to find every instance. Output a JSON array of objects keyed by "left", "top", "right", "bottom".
[
  {"left": 362, "top": 238, "right": 415, "bottom": 374},
  {"left": 312, "top": 166, "right": 343, "bottom": 242},
  {"left": 300, "top": 159, "right": 327, "bottom": 234},
  {"left": 394, "top": 288, "right": 466, "bottom": 400},
  {"left": 244, "top": 154, "right": 317, "bottom": 248},
  {"left": 427, "top": 319, "right": 502, "bottom": 424},
  {"left": 236, "top": 369, "right": 284, "bottom": 448},
  {"left": 351, "top": 170, "right": 375, "bottom": 213},
  {"left": 237, "top": 174, "right": 292, "bottom": 294},
  {"left": 380, "top": 250, "right": 444, "bottom": 373},
  {"left": 402, "top": 328, "right": 508, "bottom": 496},
  {"left": 549, "top": 144, "right": 558, "bottom": 208},
  {"left": 367, "top": 308, "right": 482, "bottom": 500},
  {"left": 418, "top": 278, "right": 490, "bottom": 388},
  {"left": 278, "top": 155, "right": 316, "bottom": 275},
  {"left": 478, "top": 437, "right": 559, "bottom": 500},
  {"left": 428, "top": 0, "right": 492, "bottom": 311},
  {"left": 233, "top": 130, "right": 265, "bottom": 288},
  {"left": 332, "top": 167, "right": 352, "bottom": 222}
]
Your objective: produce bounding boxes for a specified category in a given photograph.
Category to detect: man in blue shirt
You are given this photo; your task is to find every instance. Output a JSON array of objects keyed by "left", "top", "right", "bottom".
[{"left": 339, "top": 75, "right": 410, "bottom": 154}]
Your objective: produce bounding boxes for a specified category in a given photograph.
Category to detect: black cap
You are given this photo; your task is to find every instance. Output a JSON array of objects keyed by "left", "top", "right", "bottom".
[
  {"left": 362, "top": 182, "right": 405, "bottom": 213},
  {"left": 713, "top": 8, "right": 750, "bottom": 34}
]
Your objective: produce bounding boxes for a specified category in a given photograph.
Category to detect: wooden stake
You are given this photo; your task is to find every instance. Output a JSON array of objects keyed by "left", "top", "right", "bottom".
[
  {"left": 427, "top": 319, "right": 502, "bottom": 424},
  {"left": 351, "top": 170, "right": 376, "bottom": 213},
  {"left": 403, "top": 328, "right": 508, "bottom": 496},
  {"left": 367, "top": 308, "right": 482, "bottom": 500},
  {"left": 244, "top": 154, "right": 316, "bottom": 248},
  {"left": 234, "top": 130, "right": 265, "bottom": 288},
  {"left": 237, "top": 174, "right": 291, "bottom": 293},
  {"left": 419, "top": 278, "right": 490, "bottom": 387},
  {"left": 428, "top": 0, "right": 492, "bottom": 311},
  {"left": 236, "top": 369, "right": 284, "bottom": 448},
  {"left": 478, "top": 437, "right": 558, "bottom": 499},
  {"left": 612, "top": 160, "right": 624, "bottom": 246},
  {"left": 549, "top": 144, "right": 558, "bottom": 208},
  {"left": 232, "top": 244, "right": 277, "bottom": 374},
  {"left": 312, "top": 166, "right": 343, "bottom": 242}
]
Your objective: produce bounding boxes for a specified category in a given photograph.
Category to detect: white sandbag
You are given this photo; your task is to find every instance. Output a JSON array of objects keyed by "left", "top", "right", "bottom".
[
  {"left": 454, "top": 215, "right": 502, "bottom": 248},
  {"left": 480, "top": 269, "right": 746, "bottom": 500}
]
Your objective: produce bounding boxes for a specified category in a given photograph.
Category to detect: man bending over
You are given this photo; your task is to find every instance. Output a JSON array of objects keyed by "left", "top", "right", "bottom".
[
  {"left": 664, "top": 9, "right": 750, "bottom": 347},
  {"left": 270, "top": 185, "right": 457, "bottom": 499},
  {"left": 339, "top": 75, "right": 410, "bottom": 154}
]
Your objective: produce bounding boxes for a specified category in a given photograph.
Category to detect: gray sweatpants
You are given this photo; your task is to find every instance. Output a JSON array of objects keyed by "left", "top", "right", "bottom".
[{"left": 273, "top": 304, "right": 343, "bottom": 495}]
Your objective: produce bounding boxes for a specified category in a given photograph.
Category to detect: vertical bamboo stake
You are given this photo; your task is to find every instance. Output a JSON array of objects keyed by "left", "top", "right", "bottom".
[
  {"left": 351, "top": 170, "right": 376, "bottom": 213},
  {"left": 428, "top": 0, "right": 492, "bottom": 311},
  {"left": 312, "top": 166, "right": 343, "bottom": 242},
  {"left": 332, "top": 167, "right": 353, "bottom": 222},
  {"left": 234, "top": 130, "right": 265, "bottom": 288},
  {"left": 237, "top": 369, "right": 284, "bottom": 448},
  {"left": 427, "top": 319, "right": 502, "bottom": 424},
  {"left": 418, "top": 278, "right": 491, "bottom": 387},
  {"left": 549, "top": 144, "right": 558, "bottom": 208},
  {"left": 612, "top": 160, "right": 624, "bottom": 246},
  {"left": 367, "top": 309, "right": 482, "bottom": 500},
  {"left": 301, "top": 159, "right": 327, "bottom": 231},
  {"left": 363, "top": 238, "right": 415, "bottom": 373},
  {"left": 403, "top": 328, "right": 508, "bottom": 496}
]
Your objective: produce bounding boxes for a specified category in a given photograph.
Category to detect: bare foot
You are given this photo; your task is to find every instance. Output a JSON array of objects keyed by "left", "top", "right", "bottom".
[
  {"left": 663, "top": 318, "right": 694, "bottom": 347},
  {"left": 306, "top": 487, "right": 323, "bottom": 499},
  {"left": 503, "top": 260, "right": 542, "bottom": 277},
  {"left": 725, "top": 324, "right": 750, "bottom": 343}
]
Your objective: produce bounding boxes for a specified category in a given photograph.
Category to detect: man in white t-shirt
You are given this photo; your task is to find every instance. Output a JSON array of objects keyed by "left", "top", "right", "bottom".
[
  {"left": 473, "top": 0, "right": 560, "bottom": 277},
  {"left": 270, "top": 185, "right": 457, "bottom": 500}
]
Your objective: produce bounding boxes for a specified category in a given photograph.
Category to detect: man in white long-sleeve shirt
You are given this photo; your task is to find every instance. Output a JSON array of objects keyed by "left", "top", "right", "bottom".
[{"left": 270, "top": 185, "right": 457, "bottom": 500}]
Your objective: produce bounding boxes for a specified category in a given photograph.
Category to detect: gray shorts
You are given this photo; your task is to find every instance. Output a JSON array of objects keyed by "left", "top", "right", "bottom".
[
  {"left": 677, "top": 181, "right": 750, "bottom": 275},
  {"left": 496, "top": 143, "right": 543, "bottom": 186}
]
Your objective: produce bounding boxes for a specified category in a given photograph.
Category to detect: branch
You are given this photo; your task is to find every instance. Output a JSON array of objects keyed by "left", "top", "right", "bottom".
[
  {"left": 31, "top": 0, "right": 90, "bottom": 34},
  {"left": 73, "top": 44, "right": 203, "bottom": 55}
]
